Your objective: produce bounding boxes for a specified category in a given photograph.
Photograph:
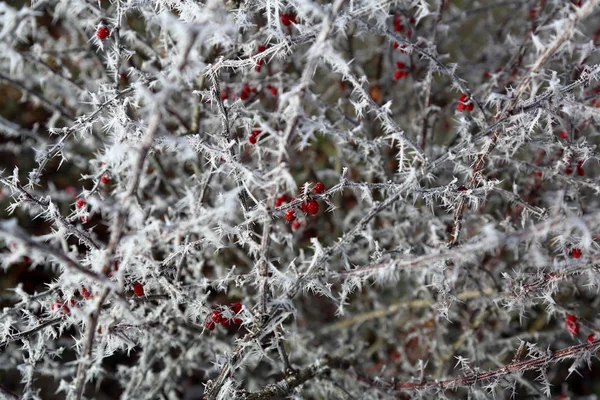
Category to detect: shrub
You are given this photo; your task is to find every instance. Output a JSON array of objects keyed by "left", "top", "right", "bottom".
[{"left": 1, "top": 0, "right": 600, "bottom": 399}]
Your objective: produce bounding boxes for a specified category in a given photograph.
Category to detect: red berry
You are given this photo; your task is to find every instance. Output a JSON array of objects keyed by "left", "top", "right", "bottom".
[
  {"left": 465, "top": 103, "right": 474, "bottom": 111},
  {"left": 81, "top": 287, "right": 92, "bottom": 300},
  {"left": 392, "top": 42, "right": 399, "bottom": 49},
  {"left": 535, "top": 171, "right": 542, "bottom": 178},
  {"left": 249, "top": 135, "right": 257, "bottom": 144},
  {"left": 571, "top": 248, "right": 582, "bottom": 258},
  {"left": 457, "top": 185, "right": 467, "bottom": 191},
  {"left": 291, "top": 220, "right": 301, "bottom": 230},
  {"left": 275, "top": 195, "right": 288, "bottom": 207},
  {"left": 566, "top": 314, "right": 579, "bottom": 335},
  {"left": 132, "top": 282, "right": 145, "bottom": 297},
  {"left": 459, "top": 93, "right": 468, "bottom": 102},
  {"left": 101, "top": 175, "right": 111, "bottom": 184},
  {"left": 255, "top": 65, "right": 262, "bottom": 72},
  {"left": 577, "top": 161, "right": 584, "bottom": 176},
  {"left": 211, "top": 310, "right": 223, "bottom": 323},
  {"left": 232, "top": 318, "right": 243, "bottom": 326},
  {"left": 285, "top": 209, "right": 296, "bottom": 222},
  {"left": 240, "top": 91, "right": 249, "bottom": 100},
  {"left": 76, "top": 198, "right": 86, "bottom": 209},
  {"left": 304, "top": 199, "right": 319, "bottom": 215},
  {"left": 221, "top": 318, "right": 230, "bottom": 328},
  {"left": 230, "top": 302, "right": 242, "bottom": 314},
  {"left": 205, "top": 319, "right": 216, "bottom": 331},
  {"left": 313, "top": 182, "right": 325, "bottom": 194},
  {"left": 257, "top": 45, "right": 266, "bottom": 53},
  {"left": 96, "top": 26, "right": 110, "bottom": 40},
  {"left": 588, "top": 334, "right": 595, "bottom": 343},
  {"left": 393, "top": 70, "right": 403, "bottom": 80},
  {"left": 81, "top": 215, "right": 90, "bottom": 223},
  {"left": 483, "top": 70, "right": 490, "bottom": 79},
  {"left": 395, "top": 62, "right": 406, "bottom": 70},
  {"left": 560, "top": 131, "right": 568, "bottom": 139}
]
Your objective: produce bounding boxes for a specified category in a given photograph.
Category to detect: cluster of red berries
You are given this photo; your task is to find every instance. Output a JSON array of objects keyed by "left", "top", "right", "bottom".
[
  {"left": 393, "top": 62, "right": 409, "bottom": 80},
  {"left": 96, "top": 26, "right": 110, "bottom": 40},
  {"left": 249, "top": 129, "right": 261, "bottom": 144},
  {"left": 239, "top": 83, "right": 256, "bottom": 101},
  {"left": 565, "top": 314, "right": 579, "bottom": 335},
  {"left": 265, "top": 84, "right": 278, "bottom": 96},
  {"left": 563, "top": 157, "right": 585, "bottom": 176},
  {"left": 393, "top": 14, "right": 413, "bottom": 37},
  {"left": 280, "top": 12, "right": 297, "bottom": 26},
  {"left": 205, "top": 302, "right": 243, "bottom": 331},
  {"left": 283, "top": 182, "right": 325, "bottom": 226},
  {"left": 254, "top": 45, "right": 267, "bottom": 72},
  {"left": 587, "top": 86, "right": 600, "bottom": 107},
  {"left": 457, "top": 93, "right": 474, "bottom": 112},
  {"left": 51, "top": 298, "right": 77, "bottom": 314},
  {"left": 392, "top": 41, "right": 408, "bottom": 52}
]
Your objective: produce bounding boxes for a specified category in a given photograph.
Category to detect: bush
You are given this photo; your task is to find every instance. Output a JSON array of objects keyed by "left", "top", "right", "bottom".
[{"left": 1, "top": 0, "right": 600, "bottom": 399}]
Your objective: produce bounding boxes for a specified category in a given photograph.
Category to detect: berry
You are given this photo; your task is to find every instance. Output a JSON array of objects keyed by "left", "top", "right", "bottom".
[
  {"left": 560, "top": 130, "right": 568, "bottom": 139},
  {"left": 221, "top": 318, "right": 230, "bottom": 328},
  {"left": 313, "top": 182, "right": 325, "bottom": 194},
  {"left": 395, "top": 62, "right": 406, "bottom": 70},
  {"left": 230, "top": 302, "right": 242, "bottom": 314},
  {"left": 457, "top": 185, "right": 467, "bottom": 191},
  {"left": 81, "top": 215, "right": 90, "bottom": 223},
  {"left": 96, "top": 26, "right": 110, "bottom": 40},
  {"left": 132, "top": 282, "right": 145, "bottom": 296},
  {"left": 577, "top": 160, "right": 585, "bottom": 176},
  {"left": 285, "top": 209, "right": 296, "bottom": 222},
  {"left": 275, "top": 195, "right": 288, "bottom": 207},
  {"left": 257, "top": 45, "right": 267, "bottom": 53},
  {"left": 101, "top": 174, "right": 111, "bottom": 184},
  {"left": 81, "top": 287, "right": 92, "bottom": 300},
  {"left": 211, "top": 310, "right": 223, "bottom": 323},
  {"left": 588, "top": 334, "right": 596, "bottom": 343},
  {"left": 232, "top": 318, "right": 243, "bottom": 326},
  {"left": 565, "top": 314, "right": 579, "bottom": 335},
  {"left": 291, "top": 220, "right": 301, "bottom": 230},
  {"left": 304, "top": 199, "right": 319, "bottom": 215},
  {"left": 392, "top": 41, "right": 399, "bottom": 49},
  {"left": 249, "top": 135, "right": 257, "bottom": 144},
  {"left": 255, "top": 65, "right": 262, "bottom": 72},
  {"left": 571, "top": 248, "right": 582, "bottom": 259},
  {"left": 280, "top": 12, "right": 297, "bottom": 26},
  {"left": 76, "top": 198, "right": 86, "bottom": 209},
  {"left": 205, "top": 318, "right": 216, "bottom": 331}
]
